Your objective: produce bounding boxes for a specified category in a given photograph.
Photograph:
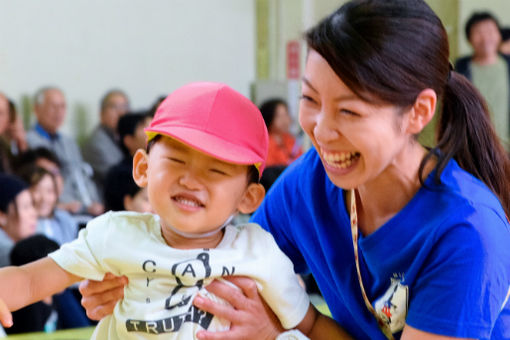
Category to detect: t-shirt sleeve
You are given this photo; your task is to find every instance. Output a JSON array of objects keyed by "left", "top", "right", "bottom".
[
  {"left": 406, "top": 213, "right": 510, "bottom": 339},
  {"left": 49, "top": 213, "right": 114, "bottom": 281},
  {"left": 248, "top": 225, "right": 310, "bottom": 330}
]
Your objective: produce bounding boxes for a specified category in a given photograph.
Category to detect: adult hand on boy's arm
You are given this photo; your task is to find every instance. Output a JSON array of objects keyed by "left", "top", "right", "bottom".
[{"left": 79, "top": 273, "right": 128, "bottom": 320}]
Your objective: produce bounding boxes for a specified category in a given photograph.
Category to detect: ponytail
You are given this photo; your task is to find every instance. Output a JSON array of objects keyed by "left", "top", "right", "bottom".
[{"left": 421, "top": 71, "right": 510, "bottom": 216}]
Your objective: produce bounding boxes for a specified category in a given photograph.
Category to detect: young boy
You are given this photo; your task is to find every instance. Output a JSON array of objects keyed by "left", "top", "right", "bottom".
[{"left": 0, "top": 82, "right": 326, "bottom": 339}]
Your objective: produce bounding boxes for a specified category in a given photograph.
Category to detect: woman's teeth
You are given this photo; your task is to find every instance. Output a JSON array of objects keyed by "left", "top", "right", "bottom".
[{"left": 322, "top": 151, "right": 360, "bottom": 169}]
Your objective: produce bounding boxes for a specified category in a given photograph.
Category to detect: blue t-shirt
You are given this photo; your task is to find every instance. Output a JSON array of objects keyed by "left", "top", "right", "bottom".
[{"left": 252, "top": 148, "right": 510, "bottom": 340}]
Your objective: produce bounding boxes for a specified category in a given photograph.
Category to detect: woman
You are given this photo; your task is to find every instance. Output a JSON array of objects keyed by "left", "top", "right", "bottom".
[
  {"left": 75, "top": 0, "right": 510, "bottom": 339},
  {"left": 259, "top": 98, "right": 303, "bottom": 167}
]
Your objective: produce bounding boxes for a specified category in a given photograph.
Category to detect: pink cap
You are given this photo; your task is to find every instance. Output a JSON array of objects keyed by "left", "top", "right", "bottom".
[{"left": 145, "top": 82, "right": 269, "bottom": 176}]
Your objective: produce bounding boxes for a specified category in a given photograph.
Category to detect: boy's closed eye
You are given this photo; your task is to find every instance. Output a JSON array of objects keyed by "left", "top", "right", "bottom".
[
  {"left": 168, "top": 157, "right": 185, "bottom": 164},
  {"left": 209, "top": 168, "right": 229, "bottom": 176}
]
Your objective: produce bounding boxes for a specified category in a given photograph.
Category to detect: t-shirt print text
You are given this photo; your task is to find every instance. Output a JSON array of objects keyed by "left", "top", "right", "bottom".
[{"left": 126, "top": 250, "right": 236, "bottom": 334}]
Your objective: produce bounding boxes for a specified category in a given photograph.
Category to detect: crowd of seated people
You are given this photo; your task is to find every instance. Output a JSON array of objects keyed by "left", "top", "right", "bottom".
[{"left": 0, "top": 87, "right": 157, "bottom": 334}]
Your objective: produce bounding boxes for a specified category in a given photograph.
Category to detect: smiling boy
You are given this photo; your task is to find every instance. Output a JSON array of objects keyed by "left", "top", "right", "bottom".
[{"left": 0, "top": 82, "right": 339, "bottom": 339}]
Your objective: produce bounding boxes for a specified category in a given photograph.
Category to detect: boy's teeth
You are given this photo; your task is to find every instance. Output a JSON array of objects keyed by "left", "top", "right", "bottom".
[{"left": 176, "top": 197, "right": 200, "bottom": 207}]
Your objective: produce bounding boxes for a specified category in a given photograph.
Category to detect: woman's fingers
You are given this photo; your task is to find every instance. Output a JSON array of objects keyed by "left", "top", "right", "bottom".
[
  {"left": 0, "top": 299, "right": 12, "bottom": 328},
  {"left": 220, "top": 276, "right": 260, "bottom": 300},
  {"left": 199, "top": 278, "right": 251, "bottom": 311},
  {"left": 78, "top": 273, "right": 127, "bottom": 295},
  {"left": 193, "top": 293, "right": 241, "bottom": 324},
  {"left": 194, "top": 277, "right": 284, "bottom": 340},
  {"left": 78, "top": 273, "right": 128, "bottom": 320},
  {"left": 85, "top": 299, "right": 119, "bottom": 321}
]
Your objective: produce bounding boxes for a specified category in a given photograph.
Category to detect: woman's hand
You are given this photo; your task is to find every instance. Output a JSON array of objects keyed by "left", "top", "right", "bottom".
[
  {"left": 78, "top": 273, "right": 128, "bottom": 320},
  {"left": 0, "top": 299, "right": 12, "bottom": 328},
  {"left": 193, "top": 276, "right": 284, "bottom": 340}
]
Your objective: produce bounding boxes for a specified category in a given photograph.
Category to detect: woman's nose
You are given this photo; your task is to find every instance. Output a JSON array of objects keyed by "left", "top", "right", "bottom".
[{"left": 314, "top": 112, "right": 340, "bottom": 144}]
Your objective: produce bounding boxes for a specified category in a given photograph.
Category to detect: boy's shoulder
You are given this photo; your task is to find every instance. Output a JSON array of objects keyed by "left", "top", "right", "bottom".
[
  {"left": 224, "top": 222, "right": 280, "bottom": 251},
  {"left": 87, "top": 211, "right": 159, "bottom": 234}
]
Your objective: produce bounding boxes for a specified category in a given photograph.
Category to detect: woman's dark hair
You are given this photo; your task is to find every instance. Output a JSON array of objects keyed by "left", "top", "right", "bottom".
[
  {"left": 465, "top": 12, "right": 500, "bottom": 42},
  {"left": 259, "top": 98, "right": 288, "bottom": 130},
  {"left": 306, "top": 0, "right": 510, "bottom": 216},
  {"left": 13, "top": 147, "right": 61, "bottom": 172}
]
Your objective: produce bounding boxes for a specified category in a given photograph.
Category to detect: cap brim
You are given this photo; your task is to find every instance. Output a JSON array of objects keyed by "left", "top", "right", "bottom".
[{"left": 146, "top": 127, "right": 264, "bottom": 171}]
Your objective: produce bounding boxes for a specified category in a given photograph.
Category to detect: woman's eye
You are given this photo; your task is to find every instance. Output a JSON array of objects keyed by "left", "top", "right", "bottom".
[{"left": 300, "top": 94, "right": 316, "bottom": 103}]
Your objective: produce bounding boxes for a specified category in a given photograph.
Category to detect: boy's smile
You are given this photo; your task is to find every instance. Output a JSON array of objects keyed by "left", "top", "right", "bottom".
[{"left": 133, "top": 136, "right": 264, "bottom": 249}]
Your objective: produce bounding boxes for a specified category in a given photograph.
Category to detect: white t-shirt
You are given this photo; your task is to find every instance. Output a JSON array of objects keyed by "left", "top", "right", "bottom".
[{"left": 50, "top": 211, "right": 310, "bottom": 339}]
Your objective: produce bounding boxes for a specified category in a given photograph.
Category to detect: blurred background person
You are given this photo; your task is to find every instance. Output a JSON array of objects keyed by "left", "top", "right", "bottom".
[
  {"left": 18, "top": 165, "right": 78, "bottom": 245},
  {"left": 455, "top": 12, "right": 510, "bottom": 147},
  {"left": 82, "top": 89, "right": 130, "bottom": 194},
  {"left": 0, "top": 174, "right": 38, "bottom": 267},
  {"left": 6, "top": 99, "right": 28, "bottom": 156},
  {"left": 103, "top": 111, "right": 152, "bottom": 212},
  {"left": 500, "top": 26, "right": 510, "bottom": 55},
  {"left": 6, "top": 234, "right": 60, "bottom": 334},
  {"left": 0, "top": 93, "right": 15, "bottom": 173},
  {"left": 259, "top": 98, "right": 303, "bottom": 191},
  {"left": 26, "top": 87, "right": 104, "bottom": 217}
]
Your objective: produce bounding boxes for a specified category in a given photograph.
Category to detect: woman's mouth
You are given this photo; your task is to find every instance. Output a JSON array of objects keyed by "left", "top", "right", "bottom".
[{"left": 322, "top": 150, "right": 361, "bottom": 169}]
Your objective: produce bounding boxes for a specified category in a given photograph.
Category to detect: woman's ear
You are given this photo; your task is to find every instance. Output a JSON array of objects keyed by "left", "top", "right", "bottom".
[
  {"left": 133, "top": 149, "right": 149, "bottom": 188},
  {"left": 407, "top": 88, "right": 437, "bottom": 134},
  {"left": 237, "top": 183, "right": 265, "bottom": 214}
]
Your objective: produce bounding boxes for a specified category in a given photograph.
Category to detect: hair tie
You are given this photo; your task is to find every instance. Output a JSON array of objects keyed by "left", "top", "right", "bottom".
[{"left": 446, "top": 62, "right": 454, "bottom": 82}]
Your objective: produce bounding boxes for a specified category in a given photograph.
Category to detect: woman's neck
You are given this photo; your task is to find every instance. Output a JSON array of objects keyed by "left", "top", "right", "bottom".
[{"left": 354, "top": 144, "right": 434, "bottom": 236}]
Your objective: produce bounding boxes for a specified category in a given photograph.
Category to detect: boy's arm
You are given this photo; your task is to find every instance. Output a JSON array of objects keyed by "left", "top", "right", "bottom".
[
  {"left": 297, "top": 304, "right": 354, "bottom": 340},
  {"left": 0, "top": 257, "right": 82, "bottom": 313}
]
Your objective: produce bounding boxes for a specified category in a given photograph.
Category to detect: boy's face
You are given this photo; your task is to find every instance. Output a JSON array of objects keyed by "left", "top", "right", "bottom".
[{"left": 133, "top": 136, "right": 264, "bottom": 246}]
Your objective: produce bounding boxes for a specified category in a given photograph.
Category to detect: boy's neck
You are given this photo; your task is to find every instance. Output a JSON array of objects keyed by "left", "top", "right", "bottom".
[{"left": 160, "top": 225, "right": 226, "bottom": 250}]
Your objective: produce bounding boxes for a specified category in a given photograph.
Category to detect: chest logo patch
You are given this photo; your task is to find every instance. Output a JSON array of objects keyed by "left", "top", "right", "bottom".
[{"left": 373, "top": 277, "right": 409, "bottom": 333}]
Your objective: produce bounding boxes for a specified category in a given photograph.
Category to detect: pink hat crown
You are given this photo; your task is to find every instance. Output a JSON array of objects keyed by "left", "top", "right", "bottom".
[{"left": 145, "top": 82, "right": 269, "bottom": 175}]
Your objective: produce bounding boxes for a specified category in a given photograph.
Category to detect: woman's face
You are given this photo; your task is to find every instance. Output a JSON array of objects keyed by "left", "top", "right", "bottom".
[
  {"left": 270, "top": 104, "right": 291, "bottom": 135},
  {"left": 31, "top": 173, "right": 58, "bottom": 218},
  {"left": 5, "top": 190, "right": 38, "bottom": 242},
  {"left": 299, "top": 50, "right": 413, "bottom": 189}
]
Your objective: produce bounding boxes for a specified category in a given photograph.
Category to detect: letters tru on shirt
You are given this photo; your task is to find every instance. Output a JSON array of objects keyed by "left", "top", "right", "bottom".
[{"left": 127, "top": 250, "right": 236, "bottom": 334}]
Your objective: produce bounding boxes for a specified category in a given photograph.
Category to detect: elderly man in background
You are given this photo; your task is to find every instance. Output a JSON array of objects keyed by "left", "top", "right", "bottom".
[
  {"left": 26, "top": 87, "right": 104, "bottom": 217},
  {"left": 82, "top": 89, "right": 129, "bottom": 194}
]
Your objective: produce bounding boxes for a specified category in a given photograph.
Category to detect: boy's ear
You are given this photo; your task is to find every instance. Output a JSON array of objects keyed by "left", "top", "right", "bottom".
[
  {"left": 133, "top": 149, "right": 149, "bottom": 188},
  {"left": 406, "top": 88, "right": 437, "bottom": 135},
  {"left": 237, "top": 183, "right": 265, "bottom": 214}
]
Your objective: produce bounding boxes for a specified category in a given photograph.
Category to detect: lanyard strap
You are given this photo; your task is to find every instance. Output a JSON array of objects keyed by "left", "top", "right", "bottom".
[{"left": 349, "top": 189, "right": 395, "bottom": 340}]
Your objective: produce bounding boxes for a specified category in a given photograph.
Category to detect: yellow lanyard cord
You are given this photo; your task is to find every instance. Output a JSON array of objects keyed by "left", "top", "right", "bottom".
[{"left": 349, "top": 189, "right": 395, "bottom": 340}]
